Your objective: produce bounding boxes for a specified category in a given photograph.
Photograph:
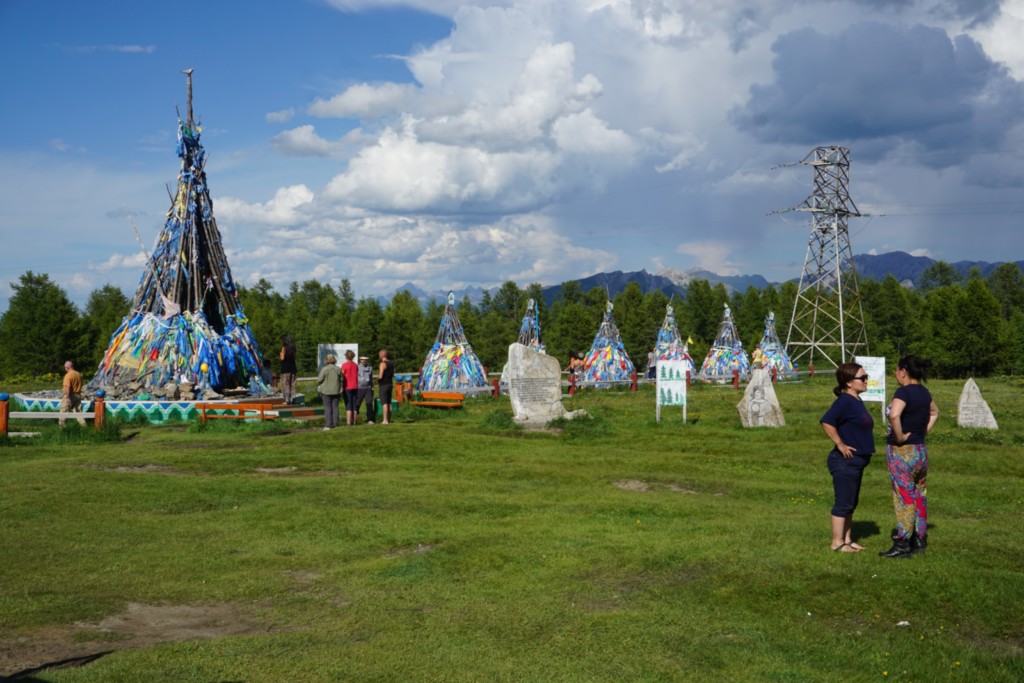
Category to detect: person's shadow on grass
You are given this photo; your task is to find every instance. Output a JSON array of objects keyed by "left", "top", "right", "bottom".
[{"left": 852, "top": 520, "right": 881, "bottom": 544}]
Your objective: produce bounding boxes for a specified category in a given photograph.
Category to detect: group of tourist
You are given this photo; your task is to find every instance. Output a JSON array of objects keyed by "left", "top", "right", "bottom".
[
  {"left": 821, "top": 355, "right": 939, "bottom": 559},
  {"left": 276, "top": 334, "right": 394, "bottom": 429}
]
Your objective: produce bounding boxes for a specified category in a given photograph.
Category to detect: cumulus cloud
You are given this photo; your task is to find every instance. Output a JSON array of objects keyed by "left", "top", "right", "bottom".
[
  {"left": 216, "top": 185, "right": 315, "bottom": 226},
  {"left": 322, "top": 119, "right": 564, "bottom": 213},
  {"left": 265, "top": 108, "right": 295, "bottom": 123},
  {"left": 309, "top": 82, "right": 418, "bottom": 118},
  {"left": 968, "top": 0, "right": 1024, "bottom": 78},
  {"left": 677, "top": 240, "right": 741, "bottom": 275},
  {"left": 90, "top": 252, "right": 148, "bottom": 272},
  {"left": 229, "top": 211, "right": 615, "bottom": 293},
  {"left": 731, "top": 22, "right": 1024, "bottom": 172},
  {"left": 270, "top": 125, "right": 346, "bottom": 157}
]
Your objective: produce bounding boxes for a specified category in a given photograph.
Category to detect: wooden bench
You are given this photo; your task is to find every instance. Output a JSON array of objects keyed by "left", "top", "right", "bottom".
[
  {"left": 197, "top": 402, "right": 277, "bottom": 425},
  {"left": 408, "top": 392, "right": 464, "bottom": 409}
]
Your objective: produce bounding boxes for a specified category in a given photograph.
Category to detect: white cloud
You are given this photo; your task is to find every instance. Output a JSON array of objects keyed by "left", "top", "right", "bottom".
[
  {"left": 91, "top": 252, "right": 148, "bottom": 272},
  {"left": 309, "top": 82, "right": 418, "bottom": 118},
  {"left": 265, "top": 108, "right": 296, "bottom": 123},
  {"left": 323, "top": 120, "right": 562, "bottom": 212},
  {"left": 967, "top": 0, "right": 1024, "bottom": 77},
  {"left": 58, "top": 43, "right": 156, "bottom": 54},
  {"left": 552, "top": 109, "right": 635, "bottom": 156},
  {"left": 269, "top": 125, "right": 346, "bottom": 157},
  {"left": 216, "top": 185, "right": 315, "bottom": 226},
  {"left": 677, "top": 240, "right": 740, "bottom": 275}
]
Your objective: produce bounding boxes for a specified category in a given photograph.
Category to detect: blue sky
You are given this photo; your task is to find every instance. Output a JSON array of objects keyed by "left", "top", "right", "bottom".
[{"left": 2, "top": 0, "right": 1024, "bottom": 311}]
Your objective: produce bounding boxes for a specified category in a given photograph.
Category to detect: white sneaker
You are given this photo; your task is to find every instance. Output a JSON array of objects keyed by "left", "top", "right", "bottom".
[
  {"left": 322, "top": 427, "right": 330, "bottom": 431},
  {"left": 367, "top": 421, "right": 375, "bottom": 425}
]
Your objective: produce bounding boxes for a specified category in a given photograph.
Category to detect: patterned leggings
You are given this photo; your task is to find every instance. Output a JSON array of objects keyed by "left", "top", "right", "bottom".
[{"left": 885, "top": 443, "right": 928, "bottom": 540}]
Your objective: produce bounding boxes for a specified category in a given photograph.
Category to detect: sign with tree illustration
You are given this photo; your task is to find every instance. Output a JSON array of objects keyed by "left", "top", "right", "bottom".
[
  {"left": 854, "top": 355, "right": 886, "bottom": 419},
  {"left": 656, "top": 360, "right": 688, "bottom": 423}
]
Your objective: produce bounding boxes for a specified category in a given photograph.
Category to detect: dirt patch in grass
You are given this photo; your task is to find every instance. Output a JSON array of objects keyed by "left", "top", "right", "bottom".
[
  {"left": 86, "top": 464, "right": 190, "bottom": 475},
  {"left": 383, "top": 543, "right": 435, "bottom": 559},
  {"left": 253, "top": 467, "right": 344, "bottom": 477},
  {"left": 0, "top": 602, "right": 270, "bottom": 678},
  {"left": 613, "top": 479, "right": 700, "bottom": 494},
  {"left": 281, "top": 569, "right": 323, "bottom": 583}
]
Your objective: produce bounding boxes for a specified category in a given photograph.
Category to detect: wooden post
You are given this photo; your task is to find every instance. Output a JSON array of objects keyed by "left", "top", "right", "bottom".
[
  {"left": 491, "top": 378, "right": 500, "bottom": 397},
  {"left": 94, "top": 397, "right": 106, "bottom": 431},
  {"left": 732, "top": 369, "right": 740, "bottom": 389},
  {"left": 568, "top": 373, "right": 576, "bottom": 397},
  {"left": 630, "top": 371, "right": 637, "bottom": 393},
  {"left": 0, "top": 394, "right": 9, "bottom": 437},
  {"left": 771, "top": 367, "right": 778, "bottom": 383},
  {"left": 685, "top": 370, "right": 691, "bottom": 389},
  {"left": 809, "top": 363, "right": 815, "bottom": 378}
]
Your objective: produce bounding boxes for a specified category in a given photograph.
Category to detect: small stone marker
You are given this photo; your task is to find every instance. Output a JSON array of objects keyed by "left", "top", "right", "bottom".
[
  {"left": 957, "top": 378, "right": 998, "bottom": 429},
  {"left": 737, "top": 368, "right": 785, "bottom": 428},
  {"left": 507, "top": 343, "right": 586, "bottom": 428}
]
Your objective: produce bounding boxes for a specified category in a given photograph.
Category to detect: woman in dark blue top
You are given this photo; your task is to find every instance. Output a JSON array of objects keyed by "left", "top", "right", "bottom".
[
  {"left": 820, "top": 362, "right": 875, "bottom": 553},
  {"left": 879, "top": 355, "right": 939, "bottom": 559}
]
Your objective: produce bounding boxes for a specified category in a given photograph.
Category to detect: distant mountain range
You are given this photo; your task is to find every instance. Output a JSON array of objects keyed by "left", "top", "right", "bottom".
[{"left": 390, "top": 251, "right": 1024, "bottom": 306}]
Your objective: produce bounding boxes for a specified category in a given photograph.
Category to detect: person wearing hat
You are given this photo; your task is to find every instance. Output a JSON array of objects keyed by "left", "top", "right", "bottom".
[{"left": 357, "top": 354, "right": 375, "bottom": 424}]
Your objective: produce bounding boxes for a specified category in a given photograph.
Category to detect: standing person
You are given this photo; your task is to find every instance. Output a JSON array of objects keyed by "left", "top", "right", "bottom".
[
  {"left": 646, "top": 348, "right": 657, "bottom": 380},
  {"left": 341, "top": 349, "right": 359, "bottom": 426},
  {"left": 820, "top": 362, "right": 875, "bottom": 553},
  {"left": 317, "top": 354, "right": 342, "bottom": 431},
  {"left": 751, "top": 344, "right": 765, "bottom": 369},
  {"left": 60, "top": 360, "right": 86, "bottom": 427},
  {"left": 357, "top": 355, "right": 375, "bottom": 424},
  {"left": 378, "top": 348, "right": 394, "bottom": 425},
  {"left": 880, "top": 355, "right": 939, "bottom": 559},
  {"left": 566, "top": 353, "right": 582, "bottom": 377},
  {"left": 279, "top": 333, "right": 298, "bottom": 405}
]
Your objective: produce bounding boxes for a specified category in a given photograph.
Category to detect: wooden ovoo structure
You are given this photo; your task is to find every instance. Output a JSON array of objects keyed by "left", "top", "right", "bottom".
[
  {"left": 417, "top": 292, "right": 489, "bottom": 392},
  {"left": 756, "top": 312, "right": 797, "bottom": 379},
  {"left": 499, "top": 298, "right": 545, "bottom": 388},
  {"left": 653, "top": 303, "right": 695, "bottom": 377},
  {"left": 698, "top": 304, "right": 750, "bottom": 381},
  {"left": 580, "top": 301, "right": 635, "bottom": 384},
  {"left": 90, "top": 70, "right": 268, "bottom": 400},
  {"left": 515, "top": 298, "right": 544, "bottom": 352}
]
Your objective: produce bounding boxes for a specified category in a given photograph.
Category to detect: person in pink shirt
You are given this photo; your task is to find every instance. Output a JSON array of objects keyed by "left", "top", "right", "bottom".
[{"left": 341, "top": 349, "right": 359, "bottom": 426}]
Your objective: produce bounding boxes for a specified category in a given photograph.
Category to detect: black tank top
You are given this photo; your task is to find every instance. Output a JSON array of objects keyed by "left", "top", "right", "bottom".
[
  {"left": 381, "top": 360, "right": 394, "bottom": 383},
  {"left": 280, "top": 348, "right": 297, "bottom": 374}
]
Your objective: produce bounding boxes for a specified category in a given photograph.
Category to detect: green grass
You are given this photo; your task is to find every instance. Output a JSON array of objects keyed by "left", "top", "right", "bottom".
[{"left": 1, "top": 376, "right": 1022, "bottom": 681}]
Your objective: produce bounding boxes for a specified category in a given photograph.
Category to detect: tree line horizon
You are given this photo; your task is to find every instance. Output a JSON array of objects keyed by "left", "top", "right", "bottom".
[{"left": 1, "top": 260, "right": 1022, "bottom": 384}]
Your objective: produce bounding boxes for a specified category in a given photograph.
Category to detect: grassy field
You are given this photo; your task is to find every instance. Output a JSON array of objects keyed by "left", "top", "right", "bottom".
[{"left": 1, "top": 375, "right": 1022, "bottom": 682}]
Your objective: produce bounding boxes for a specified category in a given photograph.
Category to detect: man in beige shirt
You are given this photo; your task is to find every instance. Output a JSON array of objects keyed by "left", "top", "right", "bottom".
[{"left": 60, "top": 360, "right": 86, "bottom": 426}]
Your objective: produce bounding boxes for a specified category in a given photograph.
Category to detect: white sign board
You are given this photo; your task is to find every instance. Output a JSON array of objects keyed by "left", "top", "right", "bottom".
[
  {"left": 656, "top": 360, "right": 688, "bottom": 423},
  {"left": 318, "top": 343, "right": 359, "bottom": 369},
  {"left": 855, "top": 355, "right": 886, "bottom": 417}
]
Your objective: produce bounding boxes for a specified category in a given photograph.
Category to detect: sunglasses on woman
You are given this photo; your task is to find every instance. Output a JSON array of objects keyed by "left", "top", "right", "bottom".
[{"left": 854, "top": 374, "right": 869, "bottom": 381}]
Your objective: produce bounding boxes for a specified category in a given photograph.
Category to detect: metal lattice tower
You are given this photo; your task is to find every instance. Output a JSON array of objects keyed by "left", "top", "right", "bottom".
[{"left": 781, "top": 146, "right": 869, "bottom": 369}]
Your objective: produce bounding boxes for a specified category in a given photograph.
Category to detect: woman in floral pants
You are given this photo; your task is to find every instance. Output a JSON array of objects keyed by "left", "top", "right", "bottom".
[{"left": 879, "top": 355, "right": 939, "bottom": 559}]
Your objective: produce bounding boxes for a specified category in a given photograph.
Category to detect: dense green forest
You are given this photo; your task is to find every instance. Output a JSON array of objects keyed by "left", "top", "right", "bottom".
[{"left": 1, "top": 261, "right": 1022, "bottom": 382}]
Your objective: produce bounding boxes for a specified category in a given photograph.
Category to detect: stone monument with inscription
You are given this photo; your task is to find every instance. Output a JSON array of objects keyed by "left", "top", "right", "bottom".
[
  {"left": 737, "top": 368, "right": 785, "bottom": 428},
  {"left": 957, "top": 378, "right": 998, "bottom": 429},
  {"left": 507, "top": 343, "right": 586, "bottom": 428}
]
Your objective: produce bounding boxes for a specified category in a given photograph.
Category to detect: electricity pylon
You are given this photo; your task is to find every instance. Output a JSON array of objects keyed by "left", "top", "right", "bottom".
[{"left": 778, "top": 146, "right": 869, "bottom": 369}]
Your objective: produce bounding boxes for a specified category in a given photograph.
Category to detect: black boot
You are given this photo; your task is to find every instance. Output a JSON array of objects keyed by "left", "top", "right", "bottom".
[
  {"left": 909, "top": 533, "right": 927, "bottom": 554},
  {"left": 878, "top": 538, "right": 912, "bottom": 559}
]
